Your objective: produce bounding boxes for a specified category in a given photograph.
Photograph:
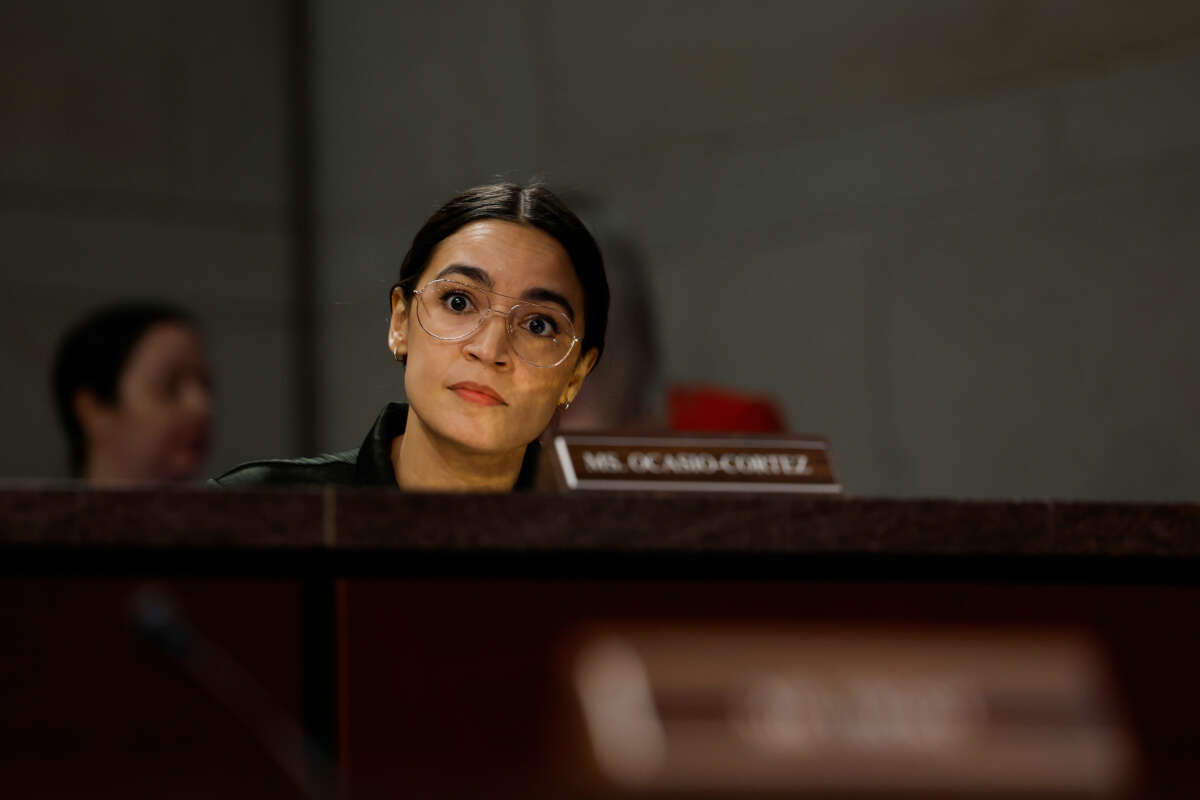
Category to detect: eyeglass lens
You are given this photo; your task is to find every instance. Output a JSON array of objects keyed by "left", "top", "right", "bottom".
[{"left": 416, "top": 279, "right": 575, "bottom": 367}]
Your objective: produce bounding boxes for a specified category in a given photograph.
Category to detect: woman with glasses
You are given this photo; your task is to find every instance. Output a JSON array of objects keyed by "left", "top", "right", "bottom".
[{"left": 212, "top": 182, "right": 608, "bottom": 490}]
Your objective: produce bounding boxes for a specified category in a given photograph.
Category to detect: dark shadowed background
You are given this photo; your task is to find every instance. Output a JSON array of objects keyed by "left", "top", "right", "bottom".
[{"left": 3, "top": 0, "right": 1198, "bottom": 499}]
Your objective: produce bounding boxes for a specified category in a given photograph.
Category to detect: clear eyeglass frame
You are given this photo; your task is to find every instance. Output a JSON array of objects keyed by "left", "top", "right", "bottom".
[{"left": 411, "top": 278, "right": 580, "bottom": 368}]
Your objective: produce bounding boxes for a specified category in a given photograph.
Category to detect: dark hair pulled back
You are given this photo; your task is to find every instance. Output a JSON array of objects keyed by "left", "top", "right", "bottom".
[{"left": 396, "top": 182, "right": 609, "bottom": 362}]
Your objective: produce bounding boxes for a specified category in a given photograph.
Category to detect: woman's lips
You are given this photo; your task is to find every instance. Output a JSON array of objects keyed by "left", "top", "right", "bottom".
[{"left": 449, "top": 382, "right": 507, "bottom": 406}]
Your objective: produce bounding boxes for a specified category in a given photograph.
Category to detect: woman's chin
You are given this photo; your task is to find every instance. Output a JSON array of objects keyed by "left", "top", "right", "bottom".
[
  {"left": 162, "top": 455, "right": 205, "bottom": 483},
  {"left": 413, "top": 402, "right": 540, "bottom": 455},
  {"left": 434, "top": 417, "right": 524, "bottom": 455},
  {"left": 445, "top": 429, "right": 510, "bottom": 455}
]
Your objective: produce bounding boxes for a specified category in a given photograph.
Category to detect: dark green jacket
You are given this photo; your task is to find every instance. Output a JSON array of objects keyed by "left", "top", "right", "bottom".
[{"left": 210, "top": 402, "right": 540, "bottom": 489}]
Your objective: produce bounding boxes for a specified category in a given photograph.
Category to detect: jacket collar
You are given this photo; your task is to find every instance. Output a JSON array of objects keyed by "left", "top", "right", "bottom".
[{"left": 353, "top": 402, "right": 540, "bottom": 490}]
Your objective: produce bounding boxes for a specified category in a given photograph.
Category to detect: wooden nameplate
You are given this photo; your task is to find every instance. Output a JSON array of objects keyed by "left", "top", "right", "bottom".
[{"left": 544, "top": 432, "right": 841, "bottom": 494}]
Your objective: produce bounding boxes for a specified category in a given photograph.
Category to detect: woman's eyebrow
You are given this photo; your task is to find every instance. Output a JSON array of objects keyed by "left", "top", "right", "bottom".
[
  {"left": 522, "top": 288, "right": 576, "bottom": 322},
  {"left": 435, "top": 264, "right": 493, "bottom": 286}
]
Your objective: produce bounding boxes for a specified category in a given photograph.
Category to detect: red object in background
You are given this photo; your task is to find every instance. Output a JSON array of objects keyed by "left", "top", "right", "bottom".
[{"left": 667, "top": 384, "right": 786, "bottom": 433}]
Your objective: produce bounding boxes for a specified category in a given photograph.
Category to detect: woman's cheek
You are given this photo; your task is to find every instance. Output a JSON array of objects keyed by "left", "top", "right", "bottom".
[
  {"left": 403, "top": 361, "right": 436, "bottom": 413},
  {"left": 521, "top": 374, "right": 567, "bottom": 430},
  {"left": 518, "top": 392, "right": 556, "bottom": 436},
  {"left": 401, "top": 360, "right": 428, "bottom": 419}
]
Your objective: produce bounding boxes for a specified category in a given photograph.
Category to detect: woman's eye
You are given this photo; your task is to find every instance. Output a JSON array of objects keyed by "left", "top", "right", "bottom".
[
  {"left": 443, "top": 291, "right": 474, "bottom": 313},
  {"left": 524, "top": 315, "right": 559, "bottom": 337}
]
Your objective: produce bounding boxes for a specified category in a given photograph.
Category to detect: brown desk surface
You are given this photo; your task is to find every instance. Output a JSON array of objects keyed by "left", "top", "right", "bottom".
[
  {"left": 0, "top": 489, "right": 1195, "bottom": 568},
  {"left": 3, "top": 488, "right": 1199, "bottom": 797}
]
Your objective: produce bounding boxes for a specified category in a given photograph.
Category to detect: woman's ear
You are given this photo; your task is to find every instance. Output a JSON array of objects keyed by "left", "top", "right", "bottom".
[
  {"left": 73, "top": 388, "right": 112, "bottom": 442},
  {"left": 561, "top": 347, "right": 599, "bottom": 407},
  {"left": 388, "top": 287, "right": 409, "bottom": 362}
]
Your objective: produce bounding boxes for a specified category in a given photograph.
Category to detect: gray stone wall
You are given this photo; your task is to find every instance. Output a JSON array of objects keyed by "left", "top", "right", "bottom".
[
  {"left": 311, "top": 2, "right": 1200, "bottom": 500},
  {"left": 0, "top": 1, "right": 296, "bottom": 479},
  {"left": 4, "top": 1, "right": 1198, "bottom": 500}
]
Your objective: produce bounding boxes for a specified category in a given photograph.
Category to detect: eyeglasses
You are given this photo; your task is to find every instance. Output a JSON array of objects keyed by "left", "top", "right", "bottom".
[{"left": 411, "top": 278, "right": 579, "bottom": 368}]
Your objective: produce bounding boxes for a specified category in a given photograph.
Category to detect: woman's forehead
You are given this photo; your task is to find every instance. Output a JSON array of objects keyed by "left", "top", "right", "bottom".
[
  {"left": 423, "top": 220, "right": 582, "bottom": 298},
  {"left": 126, "top": 323, "right": 207, "bottom": 372}
]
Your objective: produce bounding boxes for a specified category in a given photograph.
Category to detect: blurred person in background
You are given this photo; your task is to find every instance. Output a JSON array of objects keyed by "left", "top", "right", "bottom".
[
  {"left": 213, "top": 182, "right": 607, "bottom": 490},
  {"left": 556, "top": 196, "right": 664, "bottom": 432},
  {"left": 52, "top": 303, "right": 213, "bottom": 485},
  {"left": 560, "top": 198, "right": 784, "bottom": 435}
]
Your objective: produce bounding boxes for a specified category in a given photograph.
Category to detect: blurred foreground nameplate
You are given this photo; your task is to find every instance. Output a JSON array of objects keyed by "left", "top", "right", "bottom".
[
  {"left": 547, "top": 433, "right": 840, "bottom": 493},
  {"left": 571, "top": 627, "right": 1134, "bottom": 796}
]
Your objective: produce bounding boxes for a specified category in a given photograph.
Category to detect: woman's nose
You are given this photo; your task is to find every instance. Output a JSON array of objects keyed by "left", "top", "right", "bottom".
[{"left": 462, "top": 313, "right": 511, "bottom": 365}]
